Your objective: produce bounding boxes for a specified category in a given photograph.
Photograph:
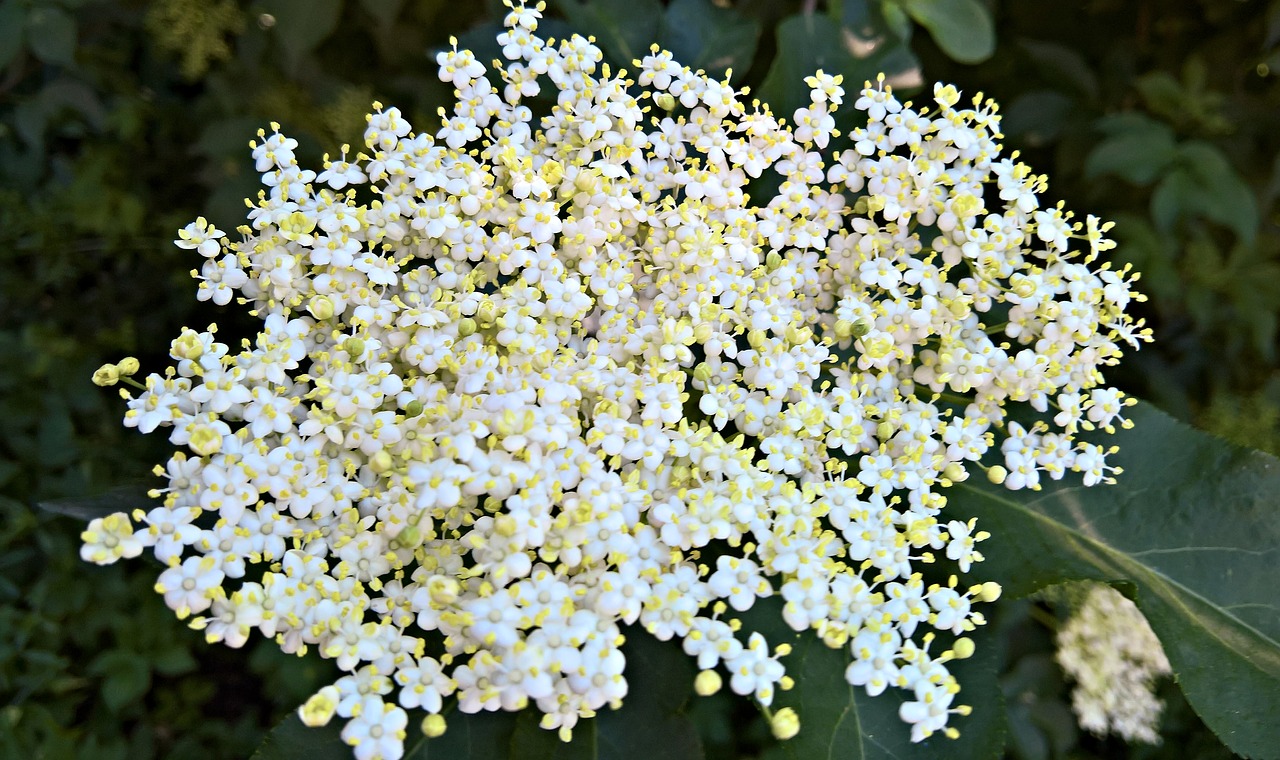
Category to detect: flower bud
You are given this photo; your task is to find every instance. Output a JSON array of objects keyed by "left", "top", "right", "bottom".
[
  {"left": 986, "top": 465, "right": 1008, "bottom": 485},
  {"left": 427, "top": 575, "right": 460, "bottom": 605},
  {"left": 694, "top": 669, "right": 722, "bottom": 696},
  {"left": 116, "top": 357, "right": 141, "bottom": 376},
  {"left": 171, "top": 329, "right": 205, "bottom": 360},
  {"left": 308, "top": 296, "right": 335, "bottom": 321},
  {"left": 770, "top": 707, "right": 801, "bottom": 740},
  {"left": 457, "top": 317, "right": 477, "bottom": 337},
  {"left": 655, "top": 93, "right": 676, "bottom": 111},
  {"left": 92, "top": 363, "right": 120, "bottom": 387},
  {"left": 422, "top": 713, "right": 447, "bottom": 738},
  {"left": 951, "top": 637, "right": 976, "bottom": 659},
  {"left": 977, "top": 581, "right": 1003, "bottom": 603},
  {"left": 342, "top": 337, "right": 366, "bottom": 358},
  {"left": 396, "top": 525, "right": 423, "bottom": 550},
  {"left": 299, "top": 686, "right": 339, "bottom": 727},
  {"left": 369, "top": 450, "right": 394, "bottom": 474},
  {"left": 188, "top": 425, "right": 223, "bottom": 457}
]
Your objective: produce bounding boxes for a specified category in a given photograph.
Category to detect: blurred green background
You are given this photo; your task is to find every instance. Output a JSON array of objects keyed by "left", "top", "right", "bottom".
[{"left": 0, "top": 0, "right": 1275, "bottom": 757}]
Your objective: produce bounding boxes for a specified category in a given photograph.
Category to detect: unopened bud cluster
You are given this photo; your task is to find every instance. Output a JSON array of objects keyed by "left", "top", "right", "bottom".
[
  {"left": 1057, "top": 584, "right": 1170, "bottom": 744},
  {"left": 81, "top": 2, "right": 1147, "bottom": 756}
]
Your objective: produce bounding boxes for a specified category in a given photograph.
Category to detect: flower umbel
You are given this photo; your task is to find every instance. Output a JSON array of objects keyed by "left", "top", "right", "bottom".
[{"left": 85, "top": 2, "right": 1148, "bottom": 755}]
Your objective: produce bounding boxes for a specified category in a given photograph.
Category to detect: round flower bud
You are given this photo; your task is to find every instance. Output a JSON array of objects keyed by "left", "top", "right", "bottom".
[
  {"left": 770, "top": 707, "right": 801, "bottom": 740},
  {"left": 427, "top": 575, "right": 460, "bottom": 605},
  {"left": 342, "top": 337, "right": 366, "bottom": 358},
  {"left": 188, "top": 425, "right": 223, "bottom": 457},
  {"left": 307, "top": 295, "right": 335, "bottom": 321},
  {"left": 457, "top": 317, "right": 477, "bottom": 337},
  {"left": 951, "top": 637, "right": 976, "bottom": 659},
  {"left": 694, "top": 669, "right": 722, "bottom": 696},
  {"left": 422, "top": 713, "right": 447, "bottom": 738},
  {"left": 977, "top": 581, "right": 1003, "bottom": 603},
  {"left": 299, "top": 686, "right": 340, "bottom": 727},
  {"left": 986, "top": 465, "right": 1008, "bottom": 485},
  {"left": 369, "top": 450, "right": 394, "bottom": 474},
  {"left": 170, "top": 329, "right": 205, "bottom": 360},
  {"left": 92, "top": 363, "right": 120, "bottom": 387},
  {"left": 116, "top": 357, "right": 141, "bottom": 376},
  {"left": 654, "top": 93, "right": 676, "bottom": 111},
  {"left": 403, "top": 400, "right": 424, "bottom": 417},
  {"left": 395, "top": 525, "right": 423, "bottom": 550}
]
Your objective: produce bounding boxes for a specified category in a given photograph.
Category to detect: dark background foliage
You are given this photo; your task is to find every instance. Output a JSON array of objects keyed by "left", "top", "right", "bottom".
[{"left": 0, "top": 0, "right": 1275, "bottom": 757}]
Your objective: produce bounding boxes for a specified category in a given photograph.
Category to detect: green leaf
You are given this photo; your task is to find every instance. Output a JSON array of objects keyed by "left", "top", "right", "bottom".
[
  {"left": 25, "top": 5, "right": 76, "bottom": 66},
  {"left": 1084, "top": 114, "right": 1177, "bottom": 186},
  {"left": 89, "top": 651, "right": 151, "bottom": 712},
  {"left": 251, "top": 631, "right": 704, "bottom": 760},
  {"left": 759, "top": 13, "right": 877, "bottom": 121},
  {"left": 554, "top": 0, "right": 664, "bottom": 65},
  {"left": 1177, "top": 140, "right": 1259, "bottom": 242},
  {"left": 1017, "top": 39, "right": 1099, "bottom": 101},
  {"left": 249, "top": 714, "right": 345, "bottom": 760},
  {"left": 0, "top": 1, "right": 24, "bottom": 70},
  {"left": 258, "top": 0, "right": 343, "bottom": 69},
  {"left": 952, "top": 403, "right": 1280, "bottom": 758},
  {"left": 37, "top": 485, "right": 152, "bottom": 521},
  {"left": 359, "top": 0, "right": 404, "bottom": 28},
  {"left": 896, "top": 0, "right": 994, "bottom": 64},
  {"left": 1000, "top": 90, "right": 1075, "bottom": 146},
  {"left": 1150, "top": 168, "right": 1196, "bottom": 232},
  {"left": 740, "top": 596, "right": 1005, "bottom": 760},
  {"left": 659, "top": 0, "right": 760, "bottom": 80}
]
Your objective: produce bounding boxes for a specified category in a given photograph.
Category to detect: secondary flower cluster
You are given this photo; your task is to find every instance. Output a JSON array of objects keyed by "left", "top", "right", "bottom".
[
  {"left": 83, "top": 2, "right": 1148, "bottom": 756},
  {"left": 1057, "top": 583, "right": 1171, "bottom": 744}
]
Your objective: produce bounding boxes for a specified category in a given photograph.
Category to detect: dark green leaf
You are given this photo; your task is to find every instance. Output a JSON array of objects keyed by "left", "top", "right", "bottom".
[
  {"left": 37, "top": 485, "right": 152, "bottom": 521},
  {"left": 554, "top": 0, "right": 664, "bottom": 65},
  {"left": 660, "top": 0, "right": 760, "bottom": 80},
  {"left": 1084, "top": 115, "right": 1177, "bottom": 186},
  {"left": 1000, "top": 90, "right": 1075, "bottom": 146},
  {"left": 1178, "top": 140, "right": 1259, "bottom": 242},
  {"left": 953, "top": 403, "right": 1280, "bottom": 758},
  {"left": 25, "top": 6, "right": 76, "bottom": 66},
  {"left": 1150, "top": 168, "right": 1195, "bottom": 232},
  {"left": 249, "top": 713, "right": 346, "bottom": 760},
  {"left": 359, "top": 0, "right": 405, "bottom": 28},
  {"left": 90, "top": 651, "right": 151, "bottom": 712},
  {"left": 258, "top": 0, "right": 343, "bottom": 69},
  {"left": 759, "top": 13, "right": 876, "bottom": 121},
  {"left": 1017, "top": 39, "right": 1099, "bottom": 101},
  {"left": 0, "top": 0, "right": 24, "bottom": 70},
  {"left": 898, "top": 0, "right": 994, "bottom": 64}
]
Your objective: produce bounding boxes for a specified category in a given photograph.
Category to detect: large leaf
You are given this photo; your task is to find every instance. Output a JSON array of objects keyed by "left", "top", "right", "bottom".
[
  {"left": 758, "top": 13, "right": 876, "bottom": 122},
  {"left": 257, "top": 0, "right": 343, "bottom": 70},
  {"left": 740, "top": 597, "right": 1005, "bottom": 760},
  {"left": 251, "top": 629, "right": 704, "bottom": 760},
  {"left": 1178, "top": 140, "right": 1259, "bottom": 242},
  {"left": 952, "top": 403, "right": 1280, "bottom": 759},
  {"left": 896, "top": 0, "right": 995, "bottom": 65},
  {"left": 659, "top": 0, "right": 760, "bottom": 80},
  {"left": 1084, "top": 114, "right": 1177, "bottom": 186},
  {"left": 0, "top": 0, "right": 24, "bottom": 70},
  {"left": 25, "top": 5, "right": 76, "bottom": 67},
  {"left": 554, "top": 0, "right": 664, "bottom": 66}
]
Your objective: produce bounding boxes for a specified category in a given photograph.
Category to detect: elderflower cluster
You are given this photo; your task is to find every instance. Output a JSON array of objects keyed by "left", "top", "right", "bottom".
[
  {"left": 1056, "top": 584, "right": 1171, "bottom": 744},
  {"left": 82, "top": 2, "right": 1149, "bottom": 756}
]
